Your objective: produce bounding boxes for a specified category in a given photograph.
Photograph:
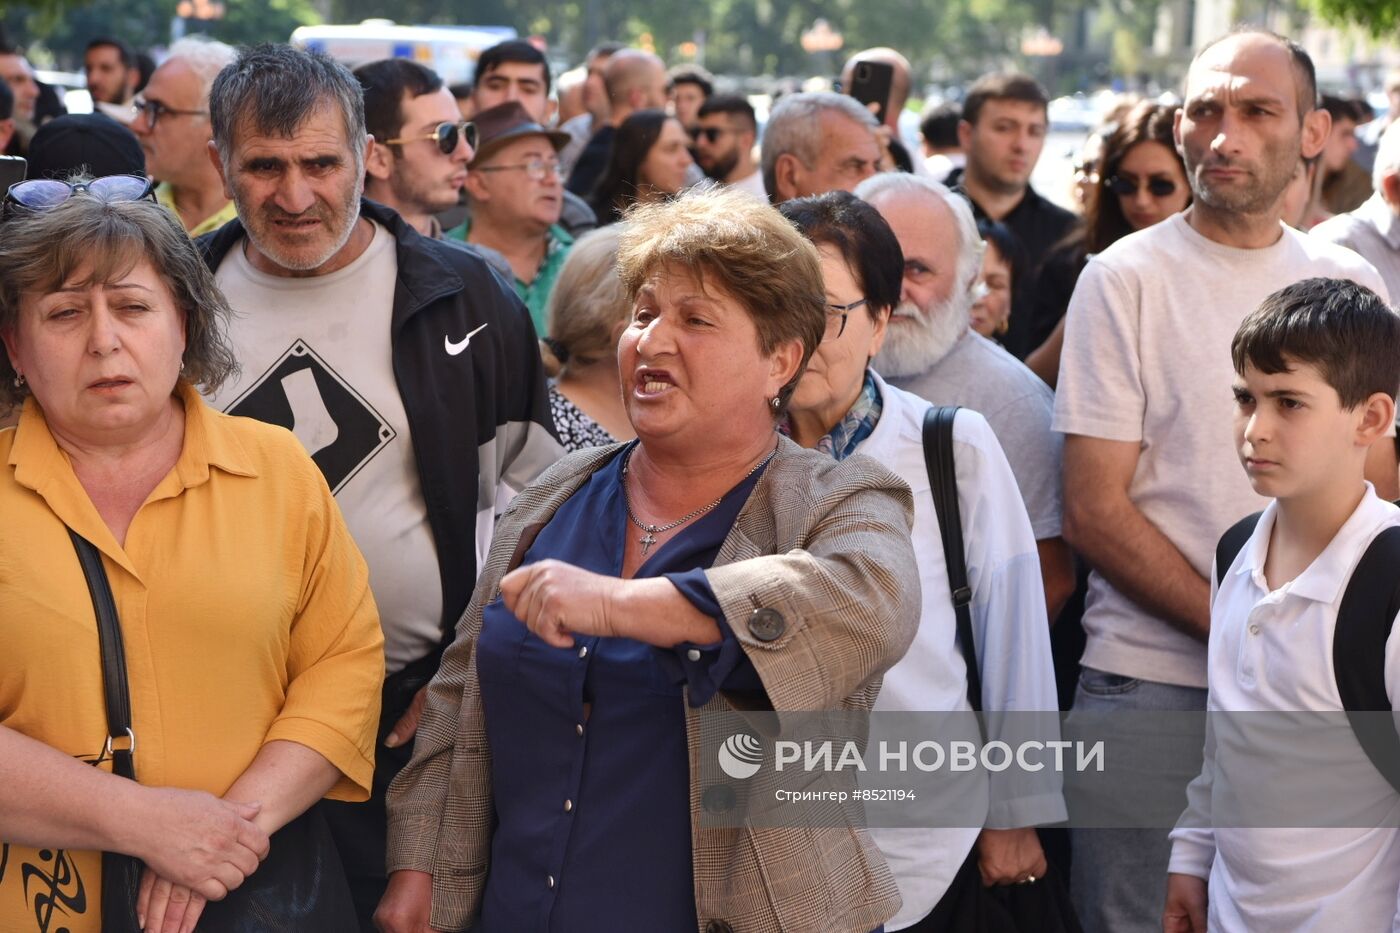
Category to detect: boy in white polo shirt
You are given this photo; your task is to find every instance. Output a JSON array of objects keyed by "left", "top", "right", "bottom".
[{"left": 1164, "top": 277, "right": 1400, "bottom": 932}]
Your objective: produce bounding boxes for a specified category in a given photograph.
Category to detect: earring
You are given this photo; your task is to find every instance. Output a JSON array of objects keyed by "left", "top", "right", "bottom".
[
  {"left": 179, "top": 361, "right": 186, "bottom": 374},
  {"left": 770, "top": 396, "right": 781, "bottom": 411},
  {"left": 13, "top": 373, "right": 24, "bottom": 388}
]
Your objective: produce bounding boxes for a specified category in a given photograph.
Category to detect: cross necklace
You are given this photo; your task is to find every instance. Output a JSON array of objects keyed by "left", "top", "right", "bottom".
[{"left": 621, "top": 443, "right": 777, "bottom": 557}]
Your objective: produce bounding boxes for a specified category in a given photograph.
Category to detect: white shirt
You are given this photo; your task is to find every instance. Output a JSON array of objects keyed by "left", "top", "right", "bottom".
[
  {"left": 861, "top": 373, "right": 1065, "bottom": 929},
  {"left": 727, "top": 168, "right": 767, "bottom": 201},
  {"left": 210, "top": 223, "right": 443, "bottom": 675},
  {"left": 1054, "top": 213, "right": 1390, "bottom": 688},
  {"left": 1168, "top": 487, "right": 1400, "bottom": 932},
  {"left": 1313, "top": 194, "right": 1400, "bottom": 309}
]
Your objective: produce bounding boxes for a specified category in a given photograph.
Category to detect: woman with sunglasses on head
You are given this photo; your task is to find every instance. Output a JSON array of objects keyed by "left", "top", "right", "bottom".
[
  {"left": 1026, "top": 102, "right": 1190, "bottom": 388},
  {"left": 778, "top": 190, "right": 1065, "bottom": 931},
  {"left": 588, "top": 109, "right": 694, "bottom": 226},
  {"left": 0, "top": 179, "right": 384, "bottom": 933}
]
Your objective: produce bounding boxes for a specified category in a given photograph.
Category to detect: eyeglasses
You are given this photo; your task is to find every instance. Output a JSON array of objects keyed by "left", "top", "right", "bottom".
[
  {"left": 474, "top": 158, "right": 564, "bottom": 182},
  {"left": 1105, "top": 175, "right": 1179, "bottom": 198},
  {"left": 384, "top": 121, "right": 479, "bottom": 155},
  {"left": 824, "top": 298, "right": 868, "bottom": 341},
  {"left": 689, "top": 126, "right": 732, "bottom": 144},
  {"left": 3, "top": 174, "right": 157, "bottom": 219},
  {"left": 131, "top": 96, "right": 208, "bottom": 128}
]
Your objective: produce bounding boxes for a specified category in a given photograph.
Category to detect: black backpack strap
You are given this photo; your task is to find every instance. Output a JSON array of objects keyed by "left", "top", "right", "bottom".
[
  {"left": 1215, "top": 511, "right": 1263, "bottom": 591},
  {"left": 1333, "top": 525, "right": 1400, "bottom": 795},
  {"left": 922, "top": 406, "right": 981, "bottom": 713}
]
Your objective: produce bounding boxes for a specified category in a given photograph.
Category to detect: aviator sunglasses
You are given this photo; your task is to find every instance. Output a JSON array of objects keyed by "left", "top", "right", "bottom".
[
  {"left": 384, "top": 120, "right": 479, "bottom": 155},
  {"left": 2, "top": 174, "right": 157, "bottom": 219},
  {"left": 1104, "top": 174, "right": 1179, "bottom": 198}
]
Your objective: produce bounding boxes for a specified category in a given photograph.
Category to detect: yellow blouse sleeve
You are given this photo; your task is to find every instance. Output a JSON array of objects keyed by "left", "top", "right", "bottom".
[{"left": 263, "top": 447, "right": 384, "bottom": 801}]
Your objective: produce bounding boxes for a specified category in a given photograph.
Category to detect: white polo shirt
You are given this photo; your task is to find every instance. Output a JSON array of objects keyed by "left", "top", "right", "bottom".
[{"left": 1168, "top": 487, "right": 1400, "bottom": 932}]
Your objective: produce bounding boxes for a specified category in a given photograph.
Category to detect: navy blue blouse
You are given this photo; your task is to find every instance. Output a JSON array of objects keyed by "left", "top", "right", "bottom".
[{"left": 475, "top": 443, "right": 765, "bottom": 932}]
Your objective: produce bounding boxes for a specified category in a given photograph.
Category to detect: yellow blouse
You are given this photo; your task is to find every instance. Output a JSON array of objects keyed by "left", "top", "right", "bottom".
[{"left": 0, "top": 384, "right": 383, "bottom": 933}]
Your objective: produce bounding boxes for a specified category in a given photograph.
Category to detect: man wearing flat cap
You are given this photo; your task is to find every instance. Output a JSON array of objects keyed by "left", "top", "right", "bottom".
[{"left": 449, "top": 100, "right": 573, "bottom": 333}]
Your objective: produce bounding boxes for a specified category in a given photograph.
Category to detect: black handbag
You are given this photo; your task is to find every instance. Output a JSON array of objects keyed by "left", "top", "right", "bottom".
[
  {"left": 918, "top": 408, "right": 1081, "bottom": 933},
  {"left": 69, "top": 530, "right": 358, "bottom": 932}
]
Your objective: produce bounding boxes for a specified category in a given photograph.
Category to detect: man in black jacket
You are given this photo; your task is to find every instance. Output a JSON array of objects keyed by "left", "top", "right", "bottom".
[{"left": 199, "top": 44, "right": 562, "bottom": 929}]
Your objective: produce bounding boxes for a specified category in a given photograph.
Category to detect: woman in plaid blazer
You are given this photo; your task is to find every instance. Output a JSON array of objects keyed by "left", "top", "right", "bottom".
[{"left": 377, "top": 187, "right": 921, "bottom": 933}]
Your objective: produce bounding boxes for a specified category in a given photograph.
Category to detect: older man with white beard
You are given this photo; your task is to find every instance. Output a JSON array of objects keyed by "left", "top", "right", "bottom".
[{"left": 857, "top": 172, "right": 1074, "bottom": 623}]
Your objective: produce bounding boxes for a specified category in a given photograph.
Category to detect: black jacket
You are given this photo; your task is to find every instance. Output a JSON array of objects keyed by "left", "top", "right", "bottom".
[{"left": 198, "top": 198, "right": 562, "bottom": 650}]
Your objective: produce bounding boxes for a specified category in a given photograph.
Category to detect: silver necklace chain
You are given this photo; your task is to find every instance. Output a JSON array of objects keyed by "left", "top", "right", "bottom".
[{"left": 622, "top": 444, "right": 777, "bottom": 556}]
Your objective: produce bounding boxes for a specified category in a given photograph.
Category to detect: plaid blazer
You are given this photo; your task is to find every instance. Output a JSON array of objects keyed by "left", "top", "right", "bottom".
[{"left": 386, "top": 437, "right": 920, "bottom": 932}]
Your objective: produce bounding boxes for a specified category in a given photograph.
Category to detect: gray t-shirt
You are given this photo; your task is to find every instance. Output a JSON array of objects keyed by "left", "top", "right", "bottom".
[
  {"left": 1054, "top": 213, "right": 1388, "bottom": 688},
  {"left": 209, "top": 223, "right": 443, "bottom": 675},
  {"left": 889, "top": 330, "right": 1063, "bottom": 540}
]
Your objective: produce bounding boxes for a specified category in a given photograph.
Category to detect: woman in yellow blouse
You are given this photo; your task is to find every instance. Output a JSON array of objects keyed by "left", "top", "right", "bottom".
[{"left": 0, "top": 179, "right": 384, "bottom": 933}]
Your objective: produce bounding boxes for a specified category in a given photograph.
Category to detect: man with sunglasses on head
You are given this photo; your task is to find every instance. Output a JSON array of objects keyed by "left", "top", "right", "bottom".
[
  {"left": 131, "top": 36, "right": 238, "bottom": 236},
  {"left": 198, "top": 45, "right": 563, "bottom": 931},
  {"left": 450, "top": 101, "right": 572, "bottom": 335},
  {"left": 356, "top": 58, "right": 476, "bottom": 239},
  {"left": 693, "top": 94, "right": 765, "bottom": 201}
]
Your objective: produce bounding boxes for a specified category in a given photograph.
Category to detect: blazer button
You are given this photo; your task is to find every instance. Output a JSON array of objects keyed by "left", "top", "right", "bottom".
[
  {"left": 747, "top": 607, "right": 785, "bottom": 642},
  {"left": 705, "top": 922, "right": 735, "bottom": 933}
]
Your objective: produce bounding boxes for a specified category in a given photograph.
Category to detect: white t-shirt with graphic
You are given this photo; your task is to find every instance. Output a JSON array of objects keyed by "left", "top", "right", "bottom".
[{"left": 210, "top": 223, "right": 443, "bottom": 675}]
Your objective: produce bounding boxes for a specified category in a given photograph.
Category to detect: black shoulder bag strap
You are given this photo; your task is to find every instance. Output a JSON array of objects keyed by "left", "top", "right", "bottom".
[
  {"left": 1333, "top": 525, "right": 1400, "bottom": 796},
  {"left": 922, "top": 406, "right": 981, "bottom": 713},
  {"left": 67, "top": 529, "right": 145, "bottom": 933}
]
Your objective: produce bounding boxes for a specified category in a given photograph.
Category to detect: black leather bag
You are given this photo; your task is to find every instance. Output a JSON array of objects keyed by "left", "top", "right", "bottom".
[
  {"left": 919, "top": 409, "right": 1081, "bottom": 933},
  {"left": 69, "top": 530, "right": 357, "bottom": 933}
]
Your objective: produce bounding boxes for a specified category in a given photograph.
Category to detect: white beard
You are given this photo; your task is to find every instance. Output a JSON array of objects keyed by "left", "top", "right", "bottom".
[{"left": 873, "top": 294, "right": 970, "bottom": 379}]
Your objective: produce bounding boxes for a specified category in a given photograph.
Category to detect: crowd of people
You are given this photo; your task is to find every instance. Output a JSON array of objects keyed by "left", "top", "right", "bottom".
[{"left": 1, "top": 19, "right": 1400, "bottom": 933}]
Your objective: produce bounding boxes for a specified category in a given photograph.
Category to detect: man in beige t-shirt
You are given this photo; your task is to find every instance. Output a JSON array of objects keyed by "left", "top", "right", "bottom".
[{"left": 1053, "top": 29, "right": 1392, "bottom": 933}]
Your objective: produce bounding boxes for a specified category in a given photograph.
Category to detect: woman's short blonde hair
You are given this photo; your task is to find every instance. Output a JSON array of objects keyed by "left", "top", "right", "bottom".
[
  {"left": 0, "top": 193, "right": 239, "bottom": 413},
  {"left": 542, "top": 225, "right": 629, "bottom": 378},
  {"left": 616, "top": 185, "right": 825, "bottom": 411}
]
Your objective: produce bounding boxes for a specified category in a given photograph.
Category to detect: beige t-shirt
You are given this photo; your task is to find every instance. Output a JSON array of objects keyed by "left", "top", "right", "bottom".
[
  {"left": 1053, "top": 213, "right": 1389, "bottom": 688},
  {"left": 209, "top": 223, "right": 444, "bottom": 675}
]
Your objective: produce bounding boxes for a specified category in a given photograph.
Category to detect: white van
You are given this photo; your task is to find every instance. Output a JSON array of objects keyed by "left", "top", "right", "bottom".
[{"left": 290, "top": 20, "right": 517, "bottom": 86}]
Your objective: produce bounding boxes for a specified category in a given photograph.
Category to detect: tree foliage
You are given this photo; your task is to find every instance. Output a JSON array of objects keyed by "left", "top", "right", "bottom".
[
  {"left": 1307, "top": 0, "right": 1400, "bottom": 36},
  {"left": 2, "top": 0, "right": 318, "bottom": 68}
]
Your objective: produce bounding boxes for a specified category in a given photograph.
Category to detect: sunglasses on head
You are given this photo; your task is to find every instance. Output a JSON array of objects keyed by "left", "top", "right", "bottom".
[
  {"left": 688, "top": 126, "right": 730, "bottom": 144},
  {"left": 384, "top": 121, "right": 479, "bottom": 155},
  {"left": 1105, "top": 175, "right": 1178, "bottom": 198},
  {"left": 3, "top": 174, "right": 157, "bottom": 219}
]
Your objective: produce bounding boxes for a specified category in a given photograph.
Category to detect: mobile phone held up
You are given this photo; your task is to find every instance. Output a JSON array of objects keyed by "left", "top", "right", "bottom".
[
  {"left": 846, "top": 61, "right": 894, "bottom": 126},
  {"left": 0, "top": 155, "right": 26, "bottom": 194}
]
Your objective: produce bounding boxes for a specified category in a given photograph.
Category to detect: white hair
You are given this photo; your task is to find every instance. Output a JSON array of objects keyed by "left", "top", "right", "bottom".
[
  {"left": 854, "top": 172, "right": 984, "bottom": 300},
  {"left": 164, "top": 36, "right": 238, "bottom": 104},
  {"left": 761, "top": 91, "right": 879, "bottom": 199},
  {"left": 1375, "top": 119, "right": 1400, "bottom": 193}
]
